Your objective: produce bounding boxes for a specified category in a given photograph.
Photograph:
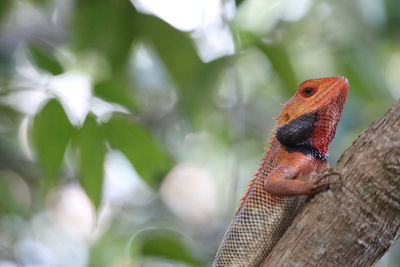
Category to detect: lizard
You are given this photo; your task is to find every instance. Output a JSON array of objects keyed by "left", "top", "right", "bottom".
[{"left": 213, "top": 76, "right": 349, "bottom": 267}]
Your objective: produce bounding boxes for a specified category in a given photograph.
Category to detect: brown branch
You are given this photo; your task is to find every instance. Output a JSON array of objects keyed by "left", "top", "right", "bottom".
[{"left": 261, "top": 100, "right": 400, "bottom": 266}]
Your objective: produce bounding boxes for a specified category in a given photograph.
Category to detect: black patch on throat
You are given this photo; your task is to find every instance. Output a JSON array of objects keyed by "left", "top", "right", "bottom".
[
  {"left": 276, "top": 112, "right": 318, "bottom": 146},
  {"left": 276, "top": 112, "right": 327, "bottom": 161}
]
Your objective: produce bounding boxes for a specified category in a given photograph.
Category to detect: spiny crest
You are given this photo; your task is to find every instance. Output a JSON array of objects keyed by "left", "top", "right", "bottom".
[
  {"left": 238, "top": 183, "right": 255, "bottom": 211},
  {"left": 239, "top": 133, "right": 276, "bottom": 206}
]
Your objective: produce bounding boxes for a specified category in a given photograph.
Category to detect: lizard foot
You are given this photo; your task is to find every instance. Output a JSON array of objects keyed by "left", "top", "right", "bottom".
[{"left": 307, "top": 169, "right": 342, "bottom": 194}]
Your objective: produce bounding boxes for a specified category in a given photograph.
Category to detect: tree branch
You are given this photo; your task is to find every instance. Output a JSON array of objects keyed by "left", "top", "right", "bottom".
[{"left": 261, "top": 100, "right": 400, "bottom": 266}]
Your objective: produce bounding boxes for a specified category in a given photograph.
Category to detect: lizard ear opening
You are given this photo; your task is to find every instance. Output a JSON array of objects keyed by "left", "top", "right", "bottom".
[{"left": 283, "top": 113, "right": 290, "bottom": 122}]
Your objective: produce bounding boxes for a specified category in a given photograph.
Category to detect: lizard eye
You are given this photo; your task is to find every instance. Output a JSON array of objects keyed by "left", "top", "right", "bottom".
[{"left": 300, "top": 87, "right": 317, "bottom": 98}]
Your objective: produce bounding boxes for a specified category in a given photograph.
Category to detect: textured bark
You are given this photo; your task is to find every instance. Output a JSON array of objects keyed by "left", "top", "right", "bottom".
[{"left": 261, "top": 100, "right": 400, "bottom": 266}]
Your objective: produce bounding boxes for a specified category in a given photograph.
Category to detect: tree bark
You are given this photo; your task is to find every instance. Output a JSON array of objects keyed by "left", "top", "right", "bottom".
[{"left": 261, "top": 100, "right": 400, "bottom": 266}]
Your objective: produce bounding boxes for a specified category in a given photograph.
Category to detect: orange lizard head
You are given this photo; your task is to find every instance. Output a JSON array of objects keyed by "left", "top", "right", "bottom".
[
  {"left": 276, "top": 77, "right": 348, "bottom": 127},
  {"left": 275, "top": 76, "right": 349, "bottom": 155}
]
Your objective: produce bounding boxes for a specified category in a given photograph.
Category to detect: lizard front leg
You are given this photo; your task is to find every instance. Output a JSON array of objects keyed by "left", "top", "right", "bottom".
[{"left": 264, "top": 166, "right": 331, "bottom": 197}]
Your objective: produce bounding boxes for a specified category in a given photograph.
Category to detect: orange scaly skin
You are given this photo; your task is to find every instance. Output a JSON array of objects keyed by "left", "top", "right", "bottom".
[{"left": 213, "top": 77, "right": 349, "bottom": 266}]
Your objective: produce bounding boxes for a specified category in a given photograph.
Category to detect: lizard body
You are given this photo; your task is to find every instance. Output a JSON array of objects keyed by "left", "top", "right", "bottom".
[{"left": 213, "top": 77, "right": 349, "bottom": 266}]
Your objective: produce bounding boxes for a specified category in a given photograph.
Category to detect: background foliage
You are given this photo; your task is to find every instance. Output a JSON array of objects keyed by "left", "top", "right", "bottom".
[{"left": 0, "top": 0, "right": 399, "bottom": 266}]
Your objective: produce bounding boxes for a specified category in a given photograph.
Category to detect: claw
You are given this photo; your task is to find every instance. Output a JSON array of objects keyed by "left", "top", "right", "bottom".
[
  {"left": 309, "top": 171, "right": 342, "bottom": 194},
  {"left": 315, "top": 171, "right": 341, "bottom": 183}
]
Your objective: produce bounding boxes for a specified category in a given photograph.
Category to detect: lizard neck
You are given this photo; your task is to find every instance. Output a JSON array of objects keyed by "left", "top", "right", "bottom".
[
  {"left": 275, "top": 112, "right": 330, "bottom": 161},
  {"left": 310, "top": 105, "right": 343, "bottom": 156},
  {"left": 284, "top": 144, "right": 328, "bottom": 161}
]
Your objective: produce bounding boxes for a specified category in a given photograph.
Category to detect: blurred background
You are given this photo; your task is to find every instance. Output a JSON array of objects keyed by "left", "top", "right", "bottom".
[{"left": 0, "top": 0, "right": 399, "bottom": 266}]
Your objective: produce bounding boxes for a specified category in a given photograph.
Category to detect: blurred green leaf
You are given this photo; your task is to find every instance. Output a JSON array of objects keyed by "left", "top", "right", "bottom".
[
  {"left": 258, "top": 42, "right": 297, "bottom": 93},
  {"left": 88, "top": 232, "right": 129, "bottom": 267},
  {"left": 28, "top": 0, "right": 51, "bottom": 5},
  {"left": 137, "top": 13, "right": 225, "bottom": 121},
  {"left": 138, "top": 232, "right": 202, "bottom": 266},
  {"left": 179, "top": 59, "right": 225, "bottom": 121},
  {"left": 385, "top": 0, "right": 400, "bottom": 34},
  {"left": 102, "top": 116, "right": 170, "bottom": 186},
  {"left": 27, "top": 43, "right": 63, "bottom": 75},
  {"left": 235, "top": 0, "right": 245, "bottom": 6},
  {"left": 337, "top": 47, "right": 392, "bottom": 102},
  {"left": 0, "top": 173, "right": 23, "bottom": 214},
  {"left": 138, "top": 14, "right": 202, "bottom": 89},
  {"left": 0, "top": 0, "right": 12, "bottom": 24},
  {"left": 94, "top": 79, "right": 137, "bottom": 111},
  {"left": 32, "top": 99, "right": 74, "bottom": 181},
  {"left": 0, "top": 137, "right": 37, "bottom": 181},
  {"left": 72, "top": 0, "right": 137, "bottom": 72},
  {"left": 231, "top": 27, "right": 261, "bottom": 50},
  {"left": 75, "top": 115, "right": 105, "bottom": 209}
]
